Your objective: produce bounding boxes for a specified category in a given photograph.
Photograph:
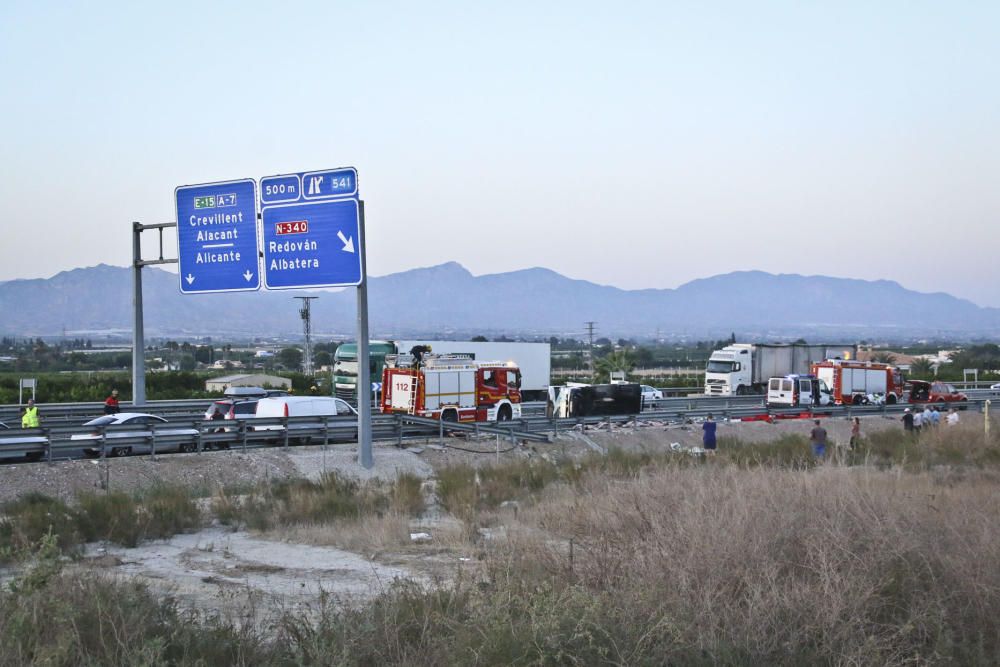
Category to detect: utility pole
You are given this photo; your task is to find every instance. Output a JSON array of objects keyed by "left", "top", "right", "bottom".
[
  {"left": 295, "top": 296, "right": 318, "bottom": 376},
  {"left": 585, "top": 321, "right": 597, "bottom": 380}
]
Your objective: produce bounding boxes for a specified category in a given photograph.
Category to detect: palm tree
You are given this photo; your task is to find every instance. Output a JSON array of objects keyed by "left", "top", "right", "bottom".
[
  {"left": 909, "top": 358, "right": 935, "bottom": 379},
  {"left": 871, "top": 352, "right": 896, "bottom": 364},
  {"left": 594, "top": 350, "right": 635, "bottom": 383}
]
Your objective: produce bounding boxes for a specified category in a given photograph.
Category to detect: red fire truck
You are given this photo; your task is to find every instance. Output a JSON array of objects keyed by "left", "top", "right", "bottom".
[
  {"left": 810, "top": 359, "right": 903, "bottom": 405},
  {"left": 380, "top": 353, "right": 522, "bottom": 423}
]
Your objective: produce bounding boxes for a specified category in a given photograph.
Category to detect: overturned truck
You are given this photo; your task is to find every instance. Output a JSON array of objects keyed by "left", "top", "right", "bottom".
[{"left": 547, "top": 382, "right": 643, "bottom": 418}]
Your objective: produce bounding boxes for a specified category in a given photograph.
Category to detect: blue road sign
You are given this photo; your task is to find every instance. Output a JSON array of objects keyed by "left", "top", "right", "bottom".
[
  {"left": 262, "top": 198, "right": 363, "bottom": 289},
  {"left": 260, "top": 167, "right": 358, "bottom": 205},
  {"left": 260, "top": 166, "right": 362, "bottom": 290},
  {"left": 175, "top": 179, "right": 260, "bottom": 294}
]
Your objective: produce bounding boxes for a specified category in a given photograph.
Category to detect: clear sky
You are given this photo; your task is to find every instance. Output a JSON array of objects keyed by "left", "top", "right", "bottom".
[{"left": 2, "top": 1, "right": 999, "bottom": 305}]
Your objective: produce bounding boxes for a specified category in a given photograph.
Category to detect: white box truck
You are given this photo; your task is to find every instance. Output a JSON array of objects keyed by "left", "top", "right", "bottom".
[{"left": 704, "top": 343, "right": 857, "bottom": 396}]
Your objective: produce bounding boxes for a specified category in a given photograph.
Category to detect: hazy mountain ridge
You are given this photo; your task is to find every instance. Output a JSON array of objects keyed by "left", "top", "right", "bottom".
[{"left": 1, "top": 263, "right": 998, "bottom": 339}]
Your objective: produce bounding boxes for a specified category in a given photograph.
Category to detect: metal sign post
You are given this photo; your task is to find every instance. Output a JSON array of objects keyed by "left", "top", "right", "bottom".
[
  {"left": 132, "top": 221, "right": 177, "bottom": 406},
  {"left": 356, "top": 201, "right": 373, "bottom": 468},
  {"left": 18, "top": 378, "right": 36, "bottom": 405}
]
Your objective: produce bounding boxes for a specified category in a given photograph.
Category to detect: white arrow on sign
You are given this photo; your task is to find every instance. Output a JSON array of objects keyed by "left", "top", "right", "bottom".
[
  {"left": 185, "top": 274, "right": 195, "bottom": 285},
  {"left": 337, "top": 231, "right": 355, "bottom": 253},
  {"left": 243, "top": 270, "right": 254, "bottom": 282}
]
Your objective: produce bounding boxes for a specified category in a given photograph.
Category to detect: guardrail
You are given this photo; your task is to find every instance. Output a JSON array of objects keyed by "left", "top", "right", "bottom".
[{"left": 1, "top": 396, "right": 993, "bottom": 465}]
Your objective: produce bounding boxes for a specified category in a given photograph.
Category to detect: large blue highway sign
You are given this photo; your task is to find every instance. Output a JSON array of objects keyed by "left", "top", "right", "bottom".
[
  {"left": 260, "top": 166, "right": 362, "bottom": 290},
  {"left": 175, "top": 179, "right": 260, "bottom": 294},
  {"left": 262, "top": 198, "right": 362, "bottom": 289}
]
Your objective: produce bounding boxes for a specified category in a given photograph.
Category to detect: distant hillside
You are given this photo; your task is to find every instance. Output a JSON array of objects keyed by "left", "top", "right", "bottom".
[{"left": 1, "top": 263, "right": 998, "bottom": 339}]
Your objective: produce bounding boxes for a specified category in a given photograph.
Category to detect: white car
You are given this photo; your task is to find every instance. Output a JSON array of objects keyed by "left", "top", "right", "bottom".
[
  {"left": 991, "top": 382, "right": 1000, "bottom": 390},
  {"left": 640, "top": 385, "right": 664, "bottom": 403},
  {"left": 73, "top": 413, "right": 199, "bottom": 457},
  {"left": 0, "top": 420, "right": 48, "bottom": 461}
]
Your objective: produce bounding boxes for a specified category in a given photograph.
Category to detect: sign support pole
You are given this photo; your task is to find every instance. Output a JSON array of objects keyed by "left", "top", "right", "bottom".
[
  {"left": 132, "top": 222, "right": 147, "bottom": 407},
  {"left": 356, "top": 201, "right": 373, "bottom": 469},
  {"left": 131, "top": 221, "right": 177, "bottom": 408}
]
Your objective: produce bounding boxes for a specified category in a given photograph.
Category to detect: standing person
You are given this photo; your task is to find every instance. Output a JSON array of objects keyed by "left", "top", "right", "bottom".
[
  {"left": 849, "top": 417, "right": 861, "bottom": 450},
  {"left": 810, "top": 419, "right": 828, "bottom": 459},
  {"left": 902, "top": 408, "right": 915, "bottom": 433},
  {"left": 930, "top": 406, "right": 941, "bottom": 427},
  {"left": 946, "top": 408, "right": 960, "bottom": 426},
  {"left": 21, "top": 399, "right": 40, "bottom": 429},
  {"left": 104, "top": 389, "right": 120, "bottom": 415},
  {"left": 922, "top": 405, "right": 934, "bottom": 429},
  {"left": 702, "top": 414, "right": 717, "bottom": 456},
  {"left": 913, "top": 408, "right": 923, "bottom": 434}
]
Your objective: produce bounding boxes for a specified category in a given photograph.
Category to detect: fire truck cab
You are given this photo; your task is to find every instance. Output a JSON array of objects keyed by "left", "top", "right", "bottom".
[{"left": 380, "top": 353, "right": 522, "bottom": 423}]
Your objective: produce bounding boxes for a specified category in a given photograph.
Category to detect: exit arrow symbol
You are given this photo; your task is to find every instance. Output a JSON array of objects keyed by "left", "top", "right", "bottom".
[
  {"left": 337, "top": 231, "right": 355, "bottom": 253},
  {"left": 243, "top": 270, "right": 254, "bottom": 282},
  {"left": 185, "top": 274, "right": 195, "bottom": 285}
]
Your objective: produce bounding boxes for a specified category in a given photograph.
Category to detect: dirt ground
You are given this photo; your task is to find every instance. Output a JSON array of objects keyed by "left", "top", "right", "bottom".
[{"left": 4, "top": 415, "right": 914, "bottom": 620}]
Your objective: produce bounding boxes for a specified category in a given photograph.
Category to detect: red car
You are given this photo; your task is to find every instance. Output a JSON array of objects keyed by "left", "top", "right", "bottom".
[{"left": 906, "top": 380, "right": 967, "bottom": 407}]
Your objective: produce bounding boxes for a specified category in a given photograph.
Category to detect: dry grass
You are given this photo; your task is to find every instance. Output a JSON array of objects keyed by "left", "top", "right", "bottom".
[
  {"left": 264, "top": 513, "right": 413, "bottom": 553},
  {"left": 479, "top": 463, "right": 1000, "bottom": 664},
  {"left": 211, "top": 471, "right": 425, "bottom": 532},
  {"left": 4, "top": 428, "right": 1000, "bottom": 664}
]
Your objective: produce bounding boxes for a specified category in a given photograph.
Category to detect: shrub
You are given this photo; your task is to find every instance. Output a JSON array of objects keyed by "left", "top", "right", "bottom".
[
  {"left": 0, "top": 493, "right": 81, "bottom": 560},
  {"left": 391, "top": 473, "right": 425, "bottom": 516},
  {"left": 721, "top": 434, "right": 816, "bottom": 468},
  {"left": 77, "top": 486, "right": 202, "bottom": 548}
]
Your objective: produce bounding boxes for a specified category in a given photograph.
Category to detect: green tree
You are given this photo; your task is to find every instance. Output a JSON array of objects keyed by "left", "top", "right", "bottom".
[
  {"left": 594, "top": 350, "right": 636, "bottom": 383},
  {"left": 871, "top": 352, "right": 897, "bottom": 364},
  {"left": 314, "top": 351, "right": 333, "bottom": 367},
  {"left": 279, "top": 347, "right": 303, "bottom": 370},
  {"left": 471, "top": 335, "right": 488, "bottom": 342},
  {"left": 179, "top": 354, "right": 196, "bottom": 371},
  {"left": 909, "top": 358, "right": 935, "bottom": 379}
]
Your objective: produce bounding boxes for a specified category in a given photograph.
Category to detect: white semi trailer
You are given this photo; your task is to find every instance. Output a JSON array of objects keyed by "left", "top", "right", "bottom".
[{"left": 704, "top": 343, "right": 857, "bottom": 396}]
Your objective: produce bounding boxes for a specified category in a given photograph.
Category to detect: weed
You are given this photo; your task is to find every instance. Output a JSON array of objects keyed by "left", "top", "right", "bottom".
[{"left": 0, "top": 493, "right": 81, "bottom": 560}]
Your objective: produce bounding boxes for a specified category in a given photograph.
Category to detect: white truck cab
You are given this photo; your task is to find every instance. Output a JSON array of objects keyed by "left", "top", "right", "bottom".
[
  {"left": 766, "top": 374, "right": 832, "bottom": 408},
  {"left": 704, "top": 344, "right": 753, "bottom": 395}
]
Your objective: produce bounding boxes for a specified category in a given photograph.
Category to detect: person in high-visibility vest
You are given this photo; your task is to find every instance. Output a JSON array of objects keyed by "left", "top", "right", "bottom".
[{"left": 21, "top": 399, "right": 40, "bottom": 428}]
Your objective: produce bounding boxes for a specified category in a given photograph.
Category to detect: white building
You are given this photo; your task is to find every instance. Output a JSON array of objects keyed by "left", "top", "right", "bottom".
[{"left": 205, "top": 374, "right": 291, "bottom": 393}]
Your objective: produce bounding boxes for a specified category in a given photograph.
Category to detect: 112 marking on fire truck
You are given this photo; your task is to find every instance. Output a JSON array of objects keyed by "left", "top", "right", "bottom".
[{"left": 260, "top": 167, "right": 362, "bottom": 290}]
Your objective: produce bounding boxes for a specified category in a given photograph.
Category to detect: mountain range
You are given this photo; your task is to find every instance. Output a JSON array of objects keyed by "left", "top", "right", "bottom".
[{"left": 1, "top": 263, "right": 998, "bottom": 340}]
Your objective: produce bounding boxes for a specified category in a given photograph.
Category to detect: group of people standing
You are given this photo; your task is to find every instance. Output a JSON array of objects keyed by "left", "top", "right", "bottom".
[{"left": 902, "top": 405, "right": 958, "bottom": 433}]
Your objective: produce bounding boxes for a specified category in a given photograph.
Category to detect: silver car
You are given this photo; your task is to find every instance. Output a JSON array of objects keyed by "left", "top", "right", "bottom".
[{"left": 74, "top": 413, "right": 199, "bottom": 457}]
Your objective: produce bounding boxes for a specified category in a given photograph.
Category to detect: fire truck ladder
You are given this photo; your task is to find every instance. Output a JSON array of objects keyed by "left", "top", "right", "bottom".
[{"left": 406, "top": 372, "right": 419, "bottom": 415}]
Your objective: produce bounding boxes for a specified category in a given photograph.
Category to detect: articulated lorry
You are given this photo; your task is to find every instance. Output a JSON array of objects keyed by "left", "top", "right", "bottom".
[
  {"left": 704, "top": 342, "right": 857, "bottom": 396},
  {"left": 334, "top": 340, "right": 550, "bottom": 404}
]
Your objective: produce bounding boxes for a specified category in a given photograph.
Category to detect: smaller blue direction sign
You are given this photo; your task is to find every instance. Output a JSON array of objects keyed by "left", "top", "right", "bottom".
[
  {"left": 260, "top": 167, "right": 357, "bottom": 205},
  {"left": 262, "top": 198, "right": 362, "bottom": 289},
  {"left": 175, "top": 179, "right": 260, "bottom": 294}
]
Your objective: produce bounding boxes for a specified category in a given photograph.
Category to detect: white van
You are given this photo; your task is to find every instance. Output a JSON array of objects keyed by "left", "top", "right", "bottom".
[
  {"left": 766, "top": 375, "right": 832, "bottom": 408},
  {"left": 252, "top": 396, "right": 357, "bottom": 443},
  {"left": 255, "top": 396, "right": 355, "bottom": 419}
]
